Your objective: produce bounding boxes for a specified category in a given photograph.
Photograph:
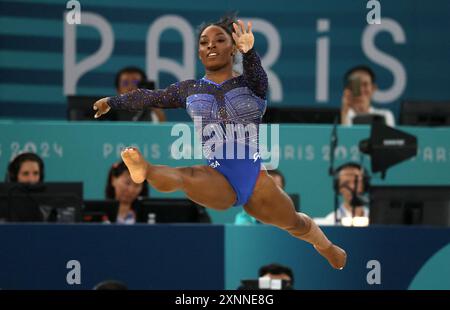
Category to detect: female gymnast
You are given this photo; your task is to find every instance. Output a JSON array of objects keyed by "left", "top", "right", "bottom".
[{"left": 93, "top": 16, "right": 347, "bottom": 269}]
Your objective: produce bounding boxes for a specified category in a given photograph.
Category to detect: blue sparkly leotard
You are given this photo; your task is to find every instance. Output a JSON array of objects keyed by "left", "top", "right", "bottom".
[{"left": 108, "top": 48, "right": 268, "bottom": 206}]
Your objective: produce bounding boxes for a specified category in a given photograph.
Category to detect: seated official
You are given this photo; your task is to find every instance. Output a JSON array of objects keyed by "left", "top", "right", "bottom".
[
  {"left": 115, "top": 66, "right": 166, "bottom": 122},
  {"left": 315, "top": 162, "right": 369, "bottom": 226},
  {"left": 341, "top": 65, "right": 395, "bottom": 127},
  {"left": 260, "top": 263, "right": 294, "bottom": 287},
  {"left": 105, "top": 161, "right": 149, "bottom": 224},
  {"left": 238, "top": 263, "right": 294, "bottom": 290}
]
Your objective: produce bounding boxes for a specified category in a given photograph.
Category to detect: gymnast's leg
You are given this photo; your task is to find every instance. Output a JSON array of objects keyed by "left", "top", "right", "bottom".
[
  {"left": 120, "top": 147, "right": 236, "bottom": 211},
  {"left": 244, "top": 170, "right": 347, "bottom": 269}
]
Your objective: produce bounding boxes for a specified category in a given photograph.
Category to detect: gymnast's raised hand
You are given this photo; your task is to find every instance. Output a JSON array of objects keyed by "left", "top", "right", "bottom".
[
  {"left": 232, "top": 20, "right": 254, "bottom": 54},
  {"left": 93, "top": 97, "right": 110, "bottom": 119}
]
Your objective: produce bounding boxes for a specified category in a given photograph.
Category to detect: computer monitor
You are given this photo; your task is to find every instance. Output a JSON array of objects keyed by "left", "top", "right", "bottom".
[
  {"left": 263, "top": 107, "right": 340, "bottom": 124},
  {"left": 135, "top": 198, "right": 211, "bottom": 224},
  {"left": 369, "top": 186, "right": 450, "bottom": 227},
  {"left": 82, "top": 200, "right": 119, "bottom": 223},
  {"left": 67, "top": 81, "right": 156, "bottom": 121},
  {"left": 400, "top": 100, "right": 450, "bottom": 126},
  {"left": 0, "top": 182, "right": 83, "bottom": 222},
  {"left": 67, "top": 95, "right": 111, "bottom": 121}
]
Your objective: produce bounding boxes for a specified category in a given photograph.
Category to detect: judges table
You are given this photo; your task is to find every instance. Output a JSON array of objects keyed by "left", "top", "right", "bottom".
[
  {"left": 0, "top": 224, "right": 449, "bottom": 290},
  {"left": 1, "top": 121, "right": 450, "bottom": 223}
]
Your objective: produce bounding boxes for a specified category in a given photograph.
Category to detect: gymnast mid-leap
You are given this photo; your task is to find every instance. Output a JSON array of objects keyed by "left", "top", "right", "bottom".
[{"left": 93, "top": 15, "right": 347, "bottom": 269}]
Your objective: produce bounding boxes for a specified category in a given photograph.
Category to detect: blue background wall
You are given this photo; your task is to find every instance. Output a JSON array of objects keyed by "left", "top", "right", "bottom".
[
  {"left": 0, "top": 224, "right": 225, "bottom": 290},
  {"left": 0, "top": 224, "right": 448, "bottom": 290},
  {"left": 1, "top": 0, "right": 450, "bottom": 119},
  {"left": 225, "top": 225, "right": 450, "bottom": 290}
]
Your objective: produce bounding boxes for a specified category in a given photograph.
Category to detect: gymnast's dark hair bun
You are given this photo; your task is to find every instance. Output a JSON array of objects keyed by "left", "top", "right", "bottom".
[
  {"left": 215, "top": 12, "right": 238, "bottom": 33},
  {"left": 197, "top": 11, "right": 239, "bottom": 42}
]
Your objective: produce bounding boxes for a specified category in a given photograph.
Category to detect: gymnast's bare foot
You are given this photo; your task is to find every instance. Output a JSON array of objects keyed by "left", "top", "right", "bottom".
[
  {"left": 121, "top": 147, "right": 148, "bottom": 183},
  {"left": 314, "top": 244, "right": 347, "bottom": 270}
]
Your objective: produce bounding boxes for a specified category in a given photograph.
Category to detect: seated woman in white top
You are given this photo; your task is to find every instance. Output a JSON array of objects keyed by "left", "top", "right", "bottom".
[{"left": 105, "top": 161, "right": 149, "bottom": 224}]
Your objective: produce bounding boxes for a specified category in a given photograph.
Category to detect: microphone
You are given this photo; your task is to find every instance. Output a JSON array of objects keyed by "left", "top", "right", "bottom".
[
  {"left": 329, "top": 117, "right": 339, "bottom": 176},
  {"left": 350, "top": 193, "right": 369, "bottom": 207},
  {"left": 329, "top": 116, "right": 339, "bottom": 225},
  {"left": 340, "top": 183, "right": 368, "bottom": 207},
  {"left": 328, "top": 116, "right": 339, "bottom": 223}
]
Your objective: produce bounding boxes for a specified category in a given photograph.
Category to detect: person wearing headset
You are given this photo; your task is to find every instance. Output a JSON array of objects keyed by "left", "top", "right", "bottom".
[
  {"left": 115, "top": 66, "right": 166, "bottom": 122},
  {"left": 5, "top": 153, "right": 45, "bottom": 184},
  {"left": 317, "top": 162, "right": 370, "bottom": 225}
]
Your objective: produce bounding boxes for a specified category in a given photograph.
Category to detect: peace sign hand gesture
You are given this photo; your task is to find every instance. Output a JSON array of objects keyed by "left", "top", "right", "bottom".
[{"left": 232, "top": 20, "right": 254, "bottom": 54}]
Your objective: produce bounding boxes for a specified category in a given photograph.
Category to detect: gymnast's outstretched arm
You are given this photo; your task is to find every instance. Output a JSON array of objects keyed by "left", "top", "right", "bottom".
[
  {"left": 241, "top": 48, "right": 268, "bottom": 100},
  {"left": 93, "top": 80, "right": 194, "bottom": 118}
]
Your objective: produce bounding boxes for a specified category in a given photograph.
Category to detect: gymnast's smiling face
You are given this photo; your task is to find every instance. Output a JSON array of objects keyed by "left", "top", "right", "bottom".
[{"left": 198, "top": 25, "right": 235, "bottom": 72}]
